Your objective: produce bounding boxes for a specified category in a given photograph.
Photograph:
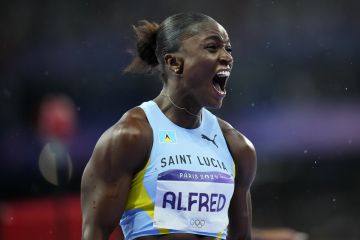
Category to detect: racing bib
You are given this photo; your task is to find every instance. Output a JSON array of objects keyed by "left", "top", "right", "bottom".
[{"left": 153, "top": 169, "right": 234, "bottom": 233}]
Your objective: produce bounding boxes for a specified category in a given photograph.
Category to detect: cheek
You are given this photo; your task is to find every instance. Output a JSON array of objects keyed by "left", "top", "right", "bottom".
[{"left": 184, "top": 58, "right": 215, "bottom": 85}]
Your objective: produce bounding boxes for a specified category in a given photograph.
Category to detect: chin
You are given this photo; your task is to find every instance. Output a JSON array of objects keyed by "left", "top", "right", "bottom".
[{"left": 206, "top": 99, "right": 224, "bottom": 109}]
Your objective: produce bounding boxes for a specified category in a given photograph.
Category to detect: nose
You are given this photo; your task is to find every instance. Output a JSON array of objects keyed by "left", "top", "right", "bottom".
[{"left": 219, "top": 49, "right": 233, "bottom": 67}]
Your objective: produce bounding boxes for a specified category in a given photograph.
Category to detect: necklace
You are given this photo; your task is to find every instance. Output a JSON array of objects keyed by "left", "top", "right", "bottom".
[{"left": 161, "top": 93, "right": 202, "bottom": 118}]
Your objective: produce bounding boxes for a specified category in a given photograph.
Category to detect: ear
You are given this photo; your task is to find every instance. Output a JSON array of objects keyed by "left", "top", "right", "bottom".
[{"left": 164, "top": 53, "right": 184, "bottom": 74}]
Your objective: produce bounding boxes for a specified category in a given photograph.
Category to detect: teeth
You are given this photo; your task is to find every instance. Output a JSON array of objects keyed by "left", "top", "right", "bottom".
[{"left": 216, "top": 71, "right": 230, "bottom": 77}]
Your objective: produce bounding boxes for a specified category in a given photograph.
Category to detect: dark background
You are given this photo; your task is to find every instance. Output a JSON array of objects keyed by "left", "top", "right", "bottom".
[{"left": 1, "top": 0, "right": 359, "bottom": 239}]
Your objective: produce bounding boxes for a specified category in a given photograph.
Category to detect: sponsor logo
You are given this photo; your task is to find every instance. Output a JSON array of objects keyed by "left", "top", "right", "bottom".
[{"left": 201, "top": 134, "right": 218, "bottom": 148}]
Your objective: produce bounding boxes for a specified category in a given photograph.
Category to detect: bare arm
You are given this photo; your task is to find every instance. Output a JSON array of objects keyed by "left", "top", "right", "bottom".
[
  {"left": 219, "top": 119, "right": 257, "bottom": 240},
  {"left": 81, "top": 108, "right": 152, "bottom": 240}
]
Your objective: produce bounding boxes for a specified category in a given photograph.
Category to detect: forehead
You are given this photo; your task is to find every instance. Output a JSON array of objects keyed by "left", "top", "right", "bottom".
[{"left": 185, "top": 21, "right": 230, "bottom": 44}]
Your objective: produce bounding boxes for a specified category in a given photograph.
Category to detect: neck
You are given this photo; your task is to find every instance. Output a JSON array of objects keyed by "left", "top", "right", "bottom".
[{"left": 154, "top": 90, "right": 202, "bottom": 129}]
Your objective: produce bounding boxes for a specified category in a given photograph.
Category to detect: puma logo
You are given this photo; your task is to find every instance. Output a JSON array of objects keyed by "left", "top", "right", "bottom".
[{"left": 201, "top": 134, "right": 218, "bottom": 148}]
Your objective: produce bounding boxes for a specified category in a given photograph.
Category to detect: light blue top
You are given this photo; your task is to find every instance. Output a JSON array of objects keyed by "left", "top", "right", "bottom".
[{"left": 120, "top": 101, "right": 235, "bottom": 240}]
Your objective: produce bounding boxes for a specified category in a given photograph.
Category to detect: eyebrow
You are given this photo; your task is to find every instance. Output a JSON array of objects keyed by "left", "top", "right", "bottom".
[{"left": 203, "top": 35, "right": 231, "bottom": 44}]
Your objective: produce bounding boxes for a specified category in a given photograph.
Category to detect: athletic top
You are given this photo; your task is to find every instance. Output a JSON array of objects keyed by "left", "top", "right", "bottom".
[{"left": 120, "top": 101, "right": 235, "bottom": 240}]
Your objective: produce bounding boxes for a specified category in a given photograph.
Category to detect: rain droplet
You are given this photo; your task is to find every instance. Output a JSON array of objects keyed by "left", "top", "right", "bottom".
[
  {"left": 77, "top": 107, "right": 81, "bottom": 111},
  {"left": 304, "top": 150, "right": 308, "bottom": 154},
  {"left": 348, "top": 139, "right": 352, "bottom": 145},
  {"left": 251, "top": 103, "right": 255, "bottom": 107},
  {"left": 332, "top": 198, "right": 336, "bottom": 202},
  {"left": 345, "top": 87, "right": 348, "bottom": 91}
]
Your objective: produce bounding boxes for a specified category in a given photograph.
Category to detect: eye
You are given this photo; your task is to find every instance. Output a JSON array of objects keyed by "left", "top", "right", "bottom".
[
  {"left": 225, "top": 46, "right": 232, "bottom": 53},
  {"left": 205, "top": 44, "right": 219, "bottom": 52}
]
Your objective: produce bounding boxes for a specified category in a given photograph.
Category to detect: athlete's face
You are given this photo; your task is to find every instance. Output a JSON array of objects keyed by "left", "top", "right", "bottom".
[{"left": 177, "top": 21, "right": 233, "bottom": 109}]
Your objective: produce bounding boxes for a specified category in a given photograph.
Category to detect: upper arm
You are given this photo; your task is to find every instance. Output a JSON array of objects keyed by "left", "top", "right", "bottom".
[
  {"left": 81, "top": 108, "right": 152, "bottom": 240},
  {"left": 218, "top": 119, "right": 257, "bottom": 240}
]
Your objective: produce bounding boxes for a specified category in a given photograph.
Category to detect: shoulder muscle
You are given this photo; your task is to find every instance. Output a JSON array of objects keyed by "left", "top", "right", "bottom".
[
  {"left": 218, "top": 118, "right": 257, "bottom": 187},
  {"left": 89, "top": 107, "right": 152, "bottom": 181}
]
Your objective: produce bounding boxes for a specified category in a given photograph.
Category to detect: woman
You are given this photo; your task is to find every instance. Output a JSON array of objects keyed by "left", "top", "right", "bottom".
[{"left": 81, "top": 12, "right": 257, "bottom": 240}]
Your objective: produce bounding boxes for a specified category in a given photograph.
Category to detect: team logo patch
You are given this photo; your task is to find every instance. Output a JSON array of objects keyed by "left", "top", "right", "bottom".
[{"left": 159, "top": 130, "right": 177, "bottom": 144}]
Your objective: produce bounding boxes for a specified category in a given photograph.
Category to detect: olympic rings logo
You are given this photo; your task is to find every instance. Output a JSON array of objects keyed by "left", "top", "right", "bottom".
[{"left": 190, "top": 218, "right": 206, "bottom": 228}]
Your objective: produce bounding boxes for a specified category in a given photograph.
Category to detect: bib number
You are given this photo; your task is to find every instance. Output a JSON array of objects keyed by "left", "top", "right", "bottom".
[{"left": 153, "top": 170, "right": 234, "bottom": 233}]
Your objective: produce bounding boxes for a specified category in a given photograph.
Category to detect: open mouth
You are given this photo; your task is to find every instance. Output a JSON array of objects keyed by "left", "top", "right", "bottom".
[{"left": 212, "top": 70, "right": 230, "bottom": 95}]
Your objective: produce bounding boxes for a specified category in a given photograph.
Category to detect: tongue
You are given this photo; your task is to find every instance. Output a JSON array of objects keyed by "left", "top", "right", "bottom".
[{"left": 213, "top": 82, "right": 224, "bottom": 94}]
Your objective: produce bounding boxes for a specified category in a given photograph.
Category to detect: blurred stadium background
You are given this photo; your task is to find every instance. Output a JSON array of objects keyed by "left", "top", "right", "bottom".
[{"left": 0, "top": 0, "right": 359, "bottom": 239}]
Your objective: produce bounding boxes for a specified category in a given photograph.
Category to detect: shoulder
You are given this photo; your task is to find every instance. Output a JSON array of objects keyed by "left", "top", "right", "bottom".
[
  {"left": 90, "top": 106, "right": 152, "bottom": 178},
  {"left": 112, "top": 106, "right": 152, "bottom": 143},
  {"left": 217, "top": 118, "right": 256, "bottom": 156},
  {"left": 217, "top": 118, "right": 257, "bottom": 186}
]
